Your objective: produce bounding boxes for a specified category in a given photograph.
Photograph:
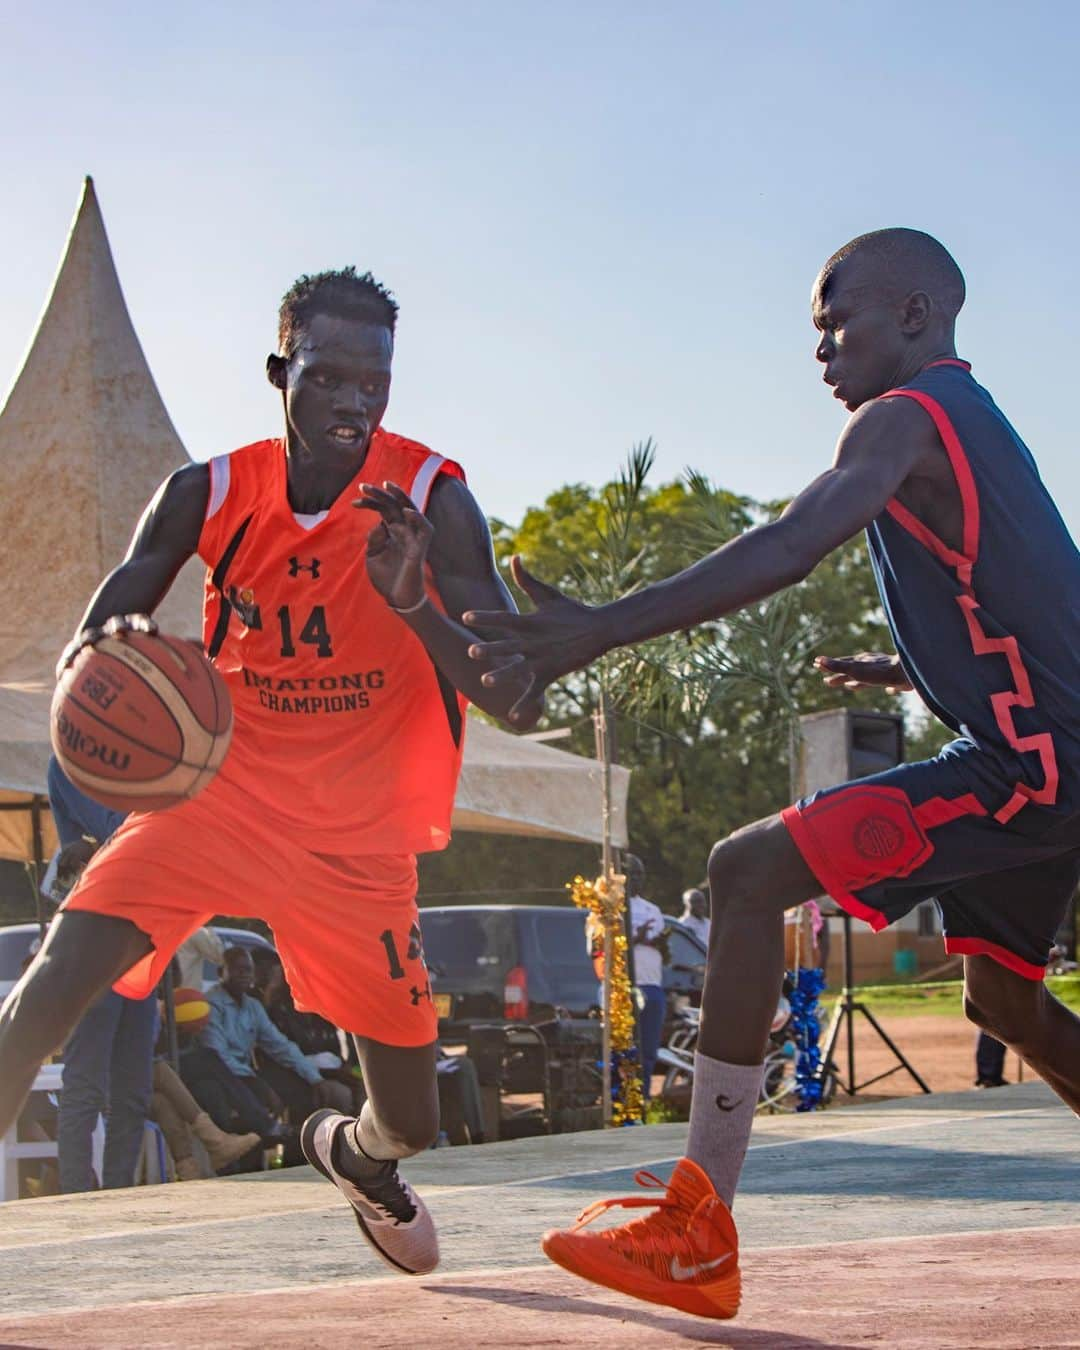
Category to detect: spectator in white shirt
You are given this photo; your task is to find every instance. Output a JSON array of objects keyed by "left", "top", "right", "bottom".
[
  {"left": 624, "top": 855, "right": 667, "bottom": 1101},
  {"left": 175, "top": 926, "right": 226, "bottom": 993},
  {"left": 679, "top": 887, "right": 711, "bottom": 949}
]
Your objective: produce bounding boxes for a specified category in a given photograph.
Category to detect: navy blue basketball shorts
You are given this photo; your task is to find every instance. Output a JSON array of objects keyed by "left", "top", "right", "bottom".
[{"left": 782, "top": 741, "right": 1079, "bottom": 979}]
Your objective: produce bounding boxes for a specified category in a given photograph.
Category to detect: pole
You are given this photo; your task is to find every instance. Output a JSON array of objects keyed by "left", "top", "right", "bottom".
[
  {"left": 30, "top": 795, "right": 48, "bottom": 940},
  {"left": 817, "top": 911, "right": 930, "bottom": 1096},
  {"left": 843, "top": 909, "right": 856, "bottom": 1091},
  {"left": 788, "top": 715, "right": 805, "bottom": 987},
  {"left": 162, "top": 962, "right": 180, "bottom": 1074},
  {"left": 594, "top": 694, "right": 613, "bottom": 1127}
]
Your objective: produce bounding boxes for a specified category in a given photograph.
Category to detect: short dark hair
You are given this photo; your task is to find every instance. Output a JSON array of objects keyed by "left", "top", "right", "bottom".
[
  {"left": 223, "top": 945, "right": 252, "bottom": 965},
  {"left": 278, "top": 266, "right": 399, "bottom": 357},
  {"left": 821, "top": 228, "right": 966, "bottom": 320}
]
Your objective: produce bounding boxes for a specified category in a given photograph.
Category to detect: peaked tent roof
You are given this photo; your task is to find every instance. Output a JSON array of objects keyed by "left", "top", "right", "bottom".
[
  {"left": 0, "top": 179, "right": 628, "bottom": 866},
  {"left": 0, "top": 176, "right": 203, "bottom": 688},
  {"left": 455, "top": 719, "right": 628, "bottom": 845}
]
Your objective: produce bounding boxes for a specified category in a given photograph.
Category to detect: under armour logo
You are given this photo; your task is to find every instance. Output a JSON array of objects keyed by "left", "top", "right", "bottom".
[
  {"left": 410, "top": 981, "right": 432, "bottom": 1007},
  {"left": 715, "top": 1093, "right": 742, "bottom": 1113},
  {"left": 288, "top": 556, "right": 321, "bottom": 578}
]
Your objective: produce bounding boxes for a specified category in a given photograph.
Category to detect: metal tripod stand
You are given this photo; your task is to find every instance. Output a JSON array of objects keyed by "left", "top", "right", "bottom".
[{"left": 817, "top": 910, "right": 930, "bottom": 1096}]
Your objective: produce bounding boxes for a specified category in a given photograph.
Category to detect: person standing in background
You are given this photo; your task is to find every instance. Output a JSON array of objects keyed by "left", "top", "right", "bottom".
[
  {"left": 47, "top": 757, "right": 156, "bottom": 1193},
  {"left": 974, "top": 1029, "right": 1008, "bottom": 1087},
  {"left": 680, "top": 887, "right": 712, "bottom": 948},
  {"left": 623, "top": 855, "right": 667, "bottom": 1102}
]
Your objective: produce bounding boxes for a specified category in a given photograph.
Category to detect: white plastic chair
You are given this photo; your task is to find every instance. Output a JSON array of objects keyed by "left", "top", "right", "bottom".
[{"left": 1, "top": 1064, "right": 105, "bottom": 1201}]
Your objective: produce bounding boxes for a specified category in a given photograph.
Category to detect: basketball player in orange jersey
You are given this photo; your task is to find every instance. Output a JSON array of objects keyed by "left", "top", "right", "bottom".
[{"left": 0, "top": 268, "right": 533, "bottom": 1275}]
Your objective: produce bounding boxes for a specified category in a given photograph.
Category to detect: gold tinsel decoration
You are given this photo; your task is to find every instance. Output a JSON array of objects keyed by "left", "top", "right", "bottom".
[{"left": 569, "top": 870, "right": 645, "bottom": 1126}]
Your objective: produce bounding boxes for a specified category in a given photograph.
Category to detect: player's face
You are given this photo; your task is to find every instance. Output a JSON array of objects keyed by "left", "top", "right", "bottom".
[
  {"left": 811, "top": 258, "right": 908, "bottom": 411},
  {"left": 279, "top": 313, "right": 393, "bottom": 462}
]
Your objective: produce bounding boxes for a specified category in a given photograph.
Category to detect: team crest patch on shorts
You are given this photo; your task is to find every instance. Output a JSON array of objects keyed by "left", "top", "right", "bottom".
[
  {"left": 801, "top": 785, "right": 933, "bottom": 888},
  {"left": 854, "top": 815, "right": 906, "bottom": 860}
]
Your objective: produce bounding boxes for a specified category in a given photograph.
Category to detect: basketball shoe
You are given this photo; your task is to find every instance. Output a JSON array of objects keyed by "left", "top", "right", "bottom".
[
  {"left": 301, "top": 1109, "right": 438, "bottom": 1275},
  {"left": 541, "top": 1158, "right": 740, "bottom": 1319}
]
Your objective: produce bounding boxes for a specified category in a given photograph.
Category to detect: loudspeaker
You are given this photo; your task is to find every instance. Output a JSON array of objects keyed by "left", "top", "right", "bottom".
[{"left": 796, "top": 708, "right": 904, "bottom": 798}]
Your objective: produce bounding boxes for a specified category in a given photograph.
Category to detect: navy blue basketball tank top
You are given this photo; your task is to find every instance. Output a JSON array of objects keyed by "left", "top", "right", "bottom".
[{"left": 866, "top": 359, "right": 1080, "bottom": 826}]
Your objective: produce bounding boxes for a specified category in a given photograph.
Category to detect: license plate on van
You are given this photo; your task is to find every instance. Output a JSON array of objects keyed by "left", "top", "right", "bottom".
[{"left": 434, "top": 993, "right": 453, "bottom": 1019}]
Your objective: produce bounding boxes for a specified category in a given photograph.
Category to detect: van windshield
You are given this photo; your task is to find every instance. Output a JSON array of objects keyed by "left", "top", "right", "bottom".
[{"left": 420, "top": 911, "right": 514, "bottom": 978}]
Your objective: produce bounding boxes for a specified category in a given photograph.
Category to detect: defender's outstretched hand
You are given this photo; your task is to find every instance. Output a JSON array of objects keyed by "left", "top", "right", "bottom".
[
  {"left": 355, "top": 481, "right": 433, "bottom": 611},
  {"left": 814, "top": 652, "right": 913, "bottom": 695},
  {"left": 463, "top": 557, "right": 611, "bottom": 726}
]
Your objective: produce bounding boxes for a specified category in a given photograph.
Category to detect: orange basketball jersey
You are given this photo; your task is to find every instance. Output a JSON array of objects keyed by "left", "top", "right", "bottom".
[{"left": 197, "top": 430, "right": 467, "bottom": 854}]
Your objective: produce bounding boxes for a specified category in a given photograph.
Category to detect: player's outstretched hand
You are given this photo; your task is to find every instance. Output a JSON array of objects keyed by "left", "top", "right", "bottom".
[
  {"left": 814, "top": 652, "right": 913, "bottom": 694},
  {"left": 463, "top": 557, "right": 610, "bottom": 726},
  {"left": 56, "top": 614, "right": 158, "bottom": 682},
  {"left": 354, "top": 481, "right": 433, "bottom": 611}
]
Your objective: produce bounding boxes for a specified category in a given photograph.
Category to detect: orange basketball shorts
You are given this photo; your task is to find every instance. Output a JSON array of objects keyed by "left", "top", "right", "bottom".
[{"left": 62, "top": 772, "right": 437, "bottom": 1047}]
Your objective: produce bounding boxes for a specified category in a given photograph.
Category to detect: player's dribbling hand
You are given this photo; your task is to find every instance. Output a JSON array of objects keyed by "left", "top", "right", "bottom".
[
  {"left": 55, "top": 614, "right": 158, "bottom": 683},
  {"left": 354, "top": 481, "right": 433, "bottom": 611},
  {"left": 814, "top": 653, "right": 913, "bottom": 695},
  {"left": 463, "top": 557, "right": 607, "bottom": 727}
]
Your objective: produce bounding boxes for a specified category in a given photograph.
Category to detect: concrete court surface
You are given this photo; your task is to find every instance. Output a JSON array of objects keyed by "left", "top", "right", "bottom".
[{"left": 0, "top": 1083, "right": 1076, "bottom": 1348}]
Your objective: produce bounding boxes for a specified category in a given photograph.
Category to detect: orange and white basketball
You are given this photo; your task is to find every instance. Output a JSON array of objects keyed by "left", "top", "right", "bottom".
[{"left": 50, "top": 632, "right": 233, "bottom": 813}]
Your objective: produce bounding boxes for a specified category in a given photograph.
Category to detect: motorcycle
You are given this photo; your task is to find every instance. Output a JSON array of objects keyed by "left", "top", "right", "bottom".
[{"left": 657, "top": 984, "right": 836, "bottom": 1112}]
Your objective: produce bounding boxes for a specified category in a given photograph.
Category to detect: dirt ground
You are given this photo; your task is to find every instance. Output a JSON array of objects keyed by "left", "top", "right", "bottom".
[
  {"left": 653, "top": 1011, "right": 1039, "bottom": 1113},
  {"left": 818, "top": 1011, "right": 1039, "bottom": 1104}
]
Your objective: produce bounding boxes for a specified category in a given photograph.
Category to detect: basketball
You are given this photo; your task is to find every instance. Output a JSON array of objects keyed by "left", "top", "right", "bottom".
[
  {"left": 50, "top": 631, "right": 233, "bottom": 813},
  {"left": 173, "top": 987, "right": 211, "bottom": 1036}
]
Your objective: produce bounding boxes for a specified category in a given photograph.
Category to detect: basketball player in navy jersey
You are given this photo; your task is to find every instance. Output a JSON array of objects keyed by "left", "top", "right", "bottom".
[{"left": 460, "top": 229, "right": 1080, "bottom": 1319}]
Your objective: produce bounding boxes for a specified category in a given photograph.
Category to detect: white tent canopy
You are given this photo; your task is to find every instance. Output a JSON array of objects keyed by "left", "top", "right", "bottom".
[{"left": 0, "top": 179, "right": 628, "bottom": 867}]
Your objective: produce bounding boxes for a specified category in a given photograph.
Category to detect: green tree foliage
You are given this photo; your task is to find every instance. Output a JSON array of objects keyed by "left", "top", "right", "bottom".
[{"left": 422, "top": 456, "right": 935, "bottom": 911}]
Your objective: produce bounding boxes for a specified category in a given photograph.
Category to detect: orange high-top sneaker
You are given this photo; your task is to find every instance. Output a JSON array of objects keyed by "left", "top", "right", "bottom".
[{"left": 541, "top": 1158, "right": 740, "bottom": 1319}]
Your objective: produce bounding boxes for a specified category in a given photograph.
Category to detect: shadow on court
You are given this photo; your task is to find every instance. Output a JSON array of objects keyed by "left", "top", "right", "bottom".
[
  {"left": 0, "top": 1085, "right": 1073, "bottom": 1348},
  {"left": 431, "top": 1282, "right": 865, "bottom": 1348}
]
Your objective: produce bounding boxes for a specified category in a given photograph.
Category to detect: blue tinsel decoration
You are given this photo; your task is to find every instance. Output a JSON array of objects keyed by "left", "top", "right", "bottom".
[{"left": 787, "top": 966, "right": 827, "bottom": 1111}]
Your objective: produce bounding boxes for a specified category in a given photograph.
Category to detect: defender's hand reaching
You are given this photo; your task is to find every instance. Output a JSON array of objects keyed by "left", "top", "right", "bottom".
[
  {"left": 463, "top": 557, "right": 611, "bottom": 726},
  {"left": 814, "top": 652, "right": 913, "bottom": 695},
  {"left": 355, "top": 481, "right": 432, "bottom": 611}
]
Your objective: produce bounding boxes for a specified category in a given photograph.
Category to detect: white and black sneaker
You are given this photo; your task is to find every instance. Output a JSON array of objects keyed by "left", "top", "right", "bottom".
[{"left": 301, "top": 1109, "right": 439, "bottom": 1275}]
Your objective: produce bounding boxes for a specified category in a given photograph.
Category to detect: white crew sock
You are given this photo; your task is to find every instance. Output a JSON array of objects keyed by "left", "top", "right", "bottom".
[{"left": 684, "top": 1052, "right": 764, "bottom": 1209}]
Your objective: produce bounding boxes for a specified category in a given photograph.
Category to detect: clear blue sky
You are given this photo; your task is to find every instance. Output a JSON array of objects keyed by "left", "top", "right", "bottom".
[{"left": 2, "top": 2, "right": 1078, "bottom": 533}]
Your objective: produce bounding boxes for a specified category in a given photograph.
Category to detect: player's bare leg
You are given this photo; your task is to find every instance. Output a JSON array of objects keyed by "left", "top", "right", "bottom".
[
  {"left": 542, "top": 814, "right": 822, "bottom": 1318},
  {"left": 0, "top": 910, "right": 152, "bottom": 1137},
  {"left": 963, "top": 955, "right": 1080, "bottom": 1112},
  {"left": 301, "top": 1037, "right": 441, "bottom": 1274},
  {"left": 346, "top": 1036, "right": 440, "bottom": 1156}
]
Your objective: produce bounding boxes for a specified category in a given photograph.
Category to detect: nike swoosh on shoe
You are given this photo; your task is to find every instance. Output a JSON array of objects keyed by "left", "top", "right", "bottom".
[{"left": 669, "top": 1251, "right": 734, "bottom": 1281}]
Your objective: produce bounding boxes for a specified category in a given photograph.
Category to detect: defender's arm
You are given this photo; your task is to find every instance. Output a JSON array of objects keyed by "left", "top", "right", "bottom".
[{"left": 464, "top": 397, "right": 937, "bottom": 723}]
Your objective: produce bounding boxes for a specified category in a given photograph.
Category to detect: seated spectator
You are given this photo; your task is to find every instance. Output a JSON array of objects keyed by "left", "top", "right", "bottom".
[
  {"left": 250, "top": 949, "right": 355, "bottom": 1116},
  {"left": 177, "top": 965, "right": 289, "bottom": 1151},
  {"left": 199, "top": 948, "right": 343, "bottom": 1155},
  {"left": 150, "top": 1058, "right": 261, "bottom": 1179}
]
